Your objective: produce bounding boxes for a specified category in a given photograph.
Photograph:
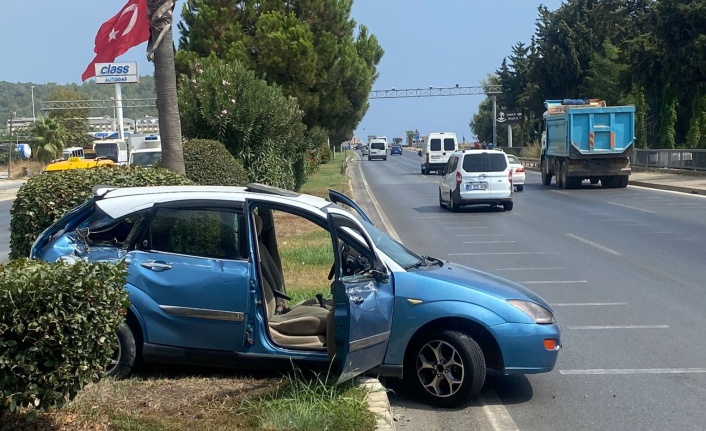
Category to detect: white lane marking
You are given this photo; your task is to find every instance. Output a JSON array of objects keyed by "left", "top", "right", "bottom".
[
  {"left": 606, "top": 202, "right": 657, "bottom": 214},
  {"left": 480, "top": 390, "right": 520, "bottom": 431},
  {"left": 568, "top": 325, "right": 669, "bottom": 330},
  {"left": 456, "top": 234, "right": 505, "bottom": 237},
  {"left": 665, "top": 203, "right": 702, "bottom": 206},
  {"left": 521, "top": 280, "right": 588, "bottom": 284},
  {"left": 628, "top": 184, "right": 706, "bottom": 198},
  {"left": 463, "top": 241, "right": 517, "bottom": 244},
  {"left": 670, "top": 238, "right": 699, "bottom": 241},
  {"left": 449, "top": 252, "right": 558, "bottom": 256},
  {"left": 410, "top": 216, "right": 447, "bottom": 219},
  {"left": 445, "top": 227, "right": 490, "bottom": 230},
  {"left": 596, "top": 218, "right": 632, "bottom": 222},
  {"left": 496, "top": 267, "right": 565, "bottom": 271},
  {"left": 565, "top": 233, "right": 622, "bottom": 256},
  {"left": 650, "top": 231, "right": 675, "bottom": 234},
  {"left": 552, "top": 302, "right": 628, "bottom": 306},
  {"left": 357, "top": 160, "right": 402, "bottom": 241},
  {"left": 560, "top": 368, "right": 706, "bottom": 375}
]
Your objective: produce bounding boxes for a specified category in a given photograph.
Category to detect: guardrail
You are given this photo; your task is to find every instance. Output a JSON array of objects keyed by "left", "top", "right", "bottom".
[
  {"left": 517, "top": 149, "right": 706, "bottom": 173},
  {"left": 632, "top": 149, "right": 706, "bottom": 171}
]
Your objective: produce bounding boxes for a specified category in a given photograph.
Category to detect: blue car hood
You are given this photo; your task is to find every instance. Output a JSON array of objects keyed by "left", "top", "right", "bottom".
[{"left": 409, "top": 261, "right": 552, "bottom": 310}]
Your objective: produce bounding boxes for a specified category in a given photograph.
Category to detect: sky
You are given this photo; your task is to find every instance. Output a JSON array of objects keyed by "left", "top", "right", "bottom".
[{"left": 0, "top": 0, "right": 563, "bottom": 142}]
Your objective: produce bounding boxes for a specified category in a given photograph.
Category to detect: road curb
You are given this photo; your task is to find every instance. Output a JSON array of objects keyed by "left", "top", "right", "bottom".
[{"left": 357, "top": 377, "right": 395, "bottom": 431}]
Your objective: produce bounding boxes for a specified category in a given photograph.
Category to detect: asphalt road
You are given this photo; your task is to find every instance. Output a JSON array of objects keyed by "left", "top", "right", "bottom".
[{"left": 354, "top": 150, "right": 706, "bottom": 431}]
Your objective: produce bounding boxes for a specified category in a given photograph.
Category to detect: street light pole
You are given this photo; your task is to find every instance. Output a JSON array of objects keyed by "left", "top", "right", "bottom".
[{"left": 31, "top": 85, "right": 36, "bottom": 123}]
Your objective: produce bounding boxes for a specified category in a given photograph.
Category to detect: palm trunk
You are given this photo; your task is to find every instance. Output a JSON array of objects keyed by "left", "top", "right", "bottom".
[{"left": 152, "top": 24, "right": 185, "bottom": 174}]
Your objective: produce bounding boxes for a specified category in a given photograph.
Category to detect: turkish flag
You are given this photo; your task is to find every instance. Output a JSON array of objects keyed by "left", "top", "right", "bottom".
[{"left": 81, "top": 0, "right": 150, "bottom": 81}]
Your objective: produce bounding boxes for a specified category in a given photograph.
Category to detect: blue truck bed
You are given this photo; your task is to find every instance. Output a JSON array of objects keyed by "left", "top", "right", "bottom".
[{"left": 545, "top": 102, "right": 635, "bottom": 158}]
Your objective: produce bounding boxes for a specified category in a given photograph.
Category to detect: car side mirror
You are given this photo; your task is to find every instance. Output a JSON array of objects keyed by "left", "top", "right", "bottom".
[{"left": 417, "top": 150, "right": 422, "bottom": 157}]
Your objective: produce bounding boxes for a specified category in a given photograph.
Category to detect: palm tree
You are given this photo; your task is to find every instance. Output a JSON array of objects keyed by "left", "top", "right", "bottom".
[
  {"left": 30, "top": 117, "right": 64, "bottom": 164},
  {"left": 147, "top": 0, "right": 185, "bottom": 175}
]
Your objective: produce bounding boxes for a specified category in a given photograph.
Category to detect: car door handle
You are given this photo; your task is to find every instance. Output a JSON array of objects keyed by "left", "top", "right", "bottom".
[{"left": 141, "top": 261, "right": 172, "bottom": 272}]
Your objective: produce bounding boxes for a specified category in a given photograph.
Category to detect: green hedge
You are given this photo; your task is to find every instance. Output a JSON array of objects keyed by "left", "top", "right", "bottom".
[
  {"left": 183, "top": 139, "right": 249, "bottom": 186},
  {"left": 0, "top": 259, "right": 129, "bottom": 414},
  {"left": 9, "top": 166, "right": 192, "bottom": 259}
]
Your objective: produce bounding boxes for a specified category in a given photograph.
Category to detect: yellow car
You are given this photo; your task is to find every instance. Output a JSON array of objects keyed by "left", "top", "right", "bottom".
[{"left": 42, "top": 157, "right": 115, "bottom": 173}]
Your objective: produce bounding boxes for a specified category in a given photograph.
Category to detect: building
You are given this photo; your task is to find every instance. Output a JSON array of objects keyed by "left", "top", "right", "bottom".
[
  {"left": 87, "top": 116, "right": 135, "bottom": 134},
  {"left": 5, "top": 116, "right": 34, "bottom": 134},
  {"left": 135, "top": 116, "right": 159, "bottom": 133}
]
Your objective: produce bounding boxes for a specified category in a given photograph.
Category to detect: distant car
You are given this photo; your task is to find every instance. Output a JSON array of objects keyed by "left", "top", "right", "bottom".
[
  {"left": 368, "top": 139, "right": 387, "bottom": 161},
  {"left": 506, "top": 154, "right": 526, "bottom": 191},
  {"left": 32, "top": 183, "right": 560, "bottom": 407},
  {"left": 360, "top": 145, "right": 369, "bottom": 156},
  {"left": 390, "top": 145, "right": 403, "bottom": 155},
  {"left": 439, "top": 149, "right": 514, "bottom": 211}
]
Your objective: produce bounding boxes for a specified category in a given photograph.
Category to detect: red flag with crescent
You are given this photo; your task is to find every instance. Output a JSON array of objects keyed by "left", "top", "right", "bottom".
[{"left": 82, "top": 0, "right": 150, "bottom": 81}]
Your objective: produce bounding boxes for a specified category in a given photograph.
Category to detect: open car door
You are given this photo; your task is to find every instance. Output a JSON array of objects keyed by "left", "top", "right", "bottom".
[
  {"left": 328, "top": 190, "right": 374, "bottom": 225},
  {"left": 327, "top": 207, "right": 393, "bottom": 383}
]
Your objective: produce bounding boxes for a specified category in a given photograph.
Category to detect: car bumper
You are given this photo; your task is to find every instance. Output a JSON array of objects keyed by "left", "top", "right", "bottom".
[
  {"left": 513, "top": 174, "right": 526, "bottom": 185},
  {"left": 457, "top": 190, "right": 512, "bottom": 203},
  {"left": 493, "top": 322, "right": 561, "bottom": 374}
]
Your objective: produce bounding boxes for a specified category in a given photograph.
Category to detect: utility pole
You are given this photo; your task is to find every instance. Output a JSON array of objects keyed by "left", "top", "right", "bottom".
[
  {"left": 492, "top": 95, "right": 497, "bottom": 145},
  {"left": 31, "top": 85, "right": 36, "bottom": 123},
  {"left": 8, "top": 112, "right": 14, "bottom": 178}
]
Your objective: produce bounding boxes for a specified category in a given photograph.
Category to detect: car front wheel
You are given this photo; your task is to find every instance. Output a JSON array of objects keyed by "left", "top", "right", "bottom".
[
  {"left": 404, "top": 330, "right": 486, "bottom": 407},
  {"left": 105, "top": 322, "right": 138, "bottom": 379}
]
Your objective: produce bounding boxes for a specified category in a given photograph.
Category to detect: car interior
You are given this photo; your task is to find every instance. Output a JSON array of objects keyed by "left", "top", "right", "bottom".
[{"left": 253, "top": 206, "right": 334, "bottom": 351}]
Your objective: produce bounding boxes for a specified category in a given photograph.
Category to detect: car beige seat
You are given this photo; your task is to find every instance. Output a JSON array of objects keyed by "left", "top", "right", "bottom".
[{"left": 255, "top": 214, "right": 330, "bottom": 349}]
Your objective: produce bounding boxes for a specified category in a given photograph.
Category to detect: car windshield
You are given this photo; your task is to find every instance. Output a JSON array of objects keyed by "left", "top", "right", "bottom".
[
  {"left": 356, "top": 217, "right": 425, "bottom": 268},
  {"left": 371, "top": 142, "right": 385, "bottom": 150}
]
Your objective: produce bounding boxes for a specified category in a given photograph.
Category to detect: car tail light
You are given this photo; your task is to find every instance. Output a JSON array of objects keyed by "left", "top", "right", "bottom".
[
  {"left": 516, "top": 167, "right": 525, "bottom": 173},
  {"left": 509, "top": 169, "right": 513, "bottom": 184},
  {"left": 456, "top": 171, "right": 462, "bottom": 186}
]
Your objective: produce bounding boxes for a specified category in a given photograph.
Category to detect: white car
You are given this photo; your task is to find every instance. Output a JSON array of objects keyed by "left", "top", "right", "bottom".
[
  {"left": 506, "top": 154, "right": 526, "bottom": 192},
  {"left": 439, "top": 149, "right": 513, "bottom": 211}
]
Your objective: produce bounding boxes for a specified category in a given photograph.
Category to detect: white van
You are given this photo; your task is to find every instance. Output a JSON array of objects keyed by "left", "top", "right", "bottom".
[
  {"left": 418, "top": 132, "right": 458, "bottom": 174},
  {"left": 368, "top": 138, "right": 387, "bottom": 161}
]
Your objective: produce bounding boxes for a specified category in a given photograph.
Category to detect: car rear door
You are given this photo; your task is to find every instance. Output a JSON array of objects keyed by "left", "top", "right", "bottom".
[
  {"left": 485, "top": 153, "right": 511, "bottom": 192},
  {"left": 326, "top": 208, "right": 394, "bottom": 383},
  {"left": 126, "top": 203, "right": 251, "bottom": 352},
  {"left": 461, "top": 153, "right": 510, "bottom": 193}
]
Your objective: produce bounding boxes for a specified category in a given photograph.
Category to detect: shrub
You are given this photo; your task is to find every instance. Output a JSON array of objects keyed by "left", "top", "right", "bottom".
[
  {"left": 0, "top": 259, "right": 129, "bottom": 415},
  {"left": 183, "top": 139, "right": 249, "bottom": 186},
  {"left": 178, "top": 56, "right": 308, "bottom": 190},
  {"left": 9, "top": 166, "right": 192, "bottom": 259}
]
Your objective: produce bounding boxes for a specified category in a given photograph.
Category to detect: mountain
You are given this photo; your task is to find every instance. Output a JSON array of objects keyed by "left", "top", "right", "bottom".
[{"left": 0, "top": 76, "right": 158, "bottom": 120}]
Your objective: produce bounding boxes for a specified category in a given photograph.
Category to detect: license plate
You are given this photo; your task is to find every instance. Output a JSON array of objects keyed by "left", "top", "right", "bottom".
[
  {"left": 466, "top": 183, "right": 487, "bottom": 191},
  {"left": 431, "top": 155, "right": 440, "bottom": 160}
]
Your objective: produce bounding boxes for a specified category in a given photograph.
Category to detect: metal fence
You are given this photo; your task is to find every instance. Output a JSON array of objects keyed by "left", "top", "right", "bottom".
[{"left": 632, "top": 149, "right": 706, "bottom": 171}]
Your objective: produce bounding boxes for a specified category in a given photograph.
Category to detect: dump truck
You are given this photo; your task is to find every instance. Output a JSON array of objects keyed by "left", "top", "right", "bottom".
[{"left": 538, "top": 99, "right": 635, "bottom": 189}]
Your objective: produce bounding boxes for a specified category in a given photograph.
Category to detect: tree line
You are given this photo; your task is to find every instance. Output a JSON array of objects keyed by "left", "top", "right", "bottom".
[{"left": 471, "top": 0, "right": 706, "bottom": 150}]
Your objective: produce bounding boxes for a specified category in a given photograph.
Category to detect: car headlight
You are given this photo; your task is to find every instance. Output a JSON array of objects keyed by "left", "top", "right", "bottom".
[{"left": 508, "top": 299, "right": 555, "bottom": 324}]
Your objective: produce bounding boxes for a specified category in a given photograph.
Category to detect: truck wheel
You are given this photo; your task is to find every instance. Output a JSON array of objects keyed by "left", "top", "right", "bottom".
[
  {"left": 557, "top": 163, "right": 565, "bottom": 188},
  {"left": 602, "top": 176, "right": 617, "bottom": 188},
  {"left": 618, "top": 176, "right": 629, "bottom": 188},
  {"left": 541, "top": 162, "right": 552, "bottom": 186},
  {"left": 422, "top": 165, "right": 427, "bottom": 175},
  {"left": 590, "top": 178, "right": 599, "bottom": 185},
  {"left": 516, "top": 185, "right": 524, "bottom": 192}
]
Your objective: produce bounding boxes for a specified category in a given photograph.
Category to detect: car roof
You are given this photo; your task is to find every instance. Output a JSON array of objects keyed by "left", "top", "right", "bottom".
[
  {"left": 92, "top": 183, "right": 332, "bottom": 219},
  {"left": 453, "top": 149, "right": 507, "bottom": 155}
]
